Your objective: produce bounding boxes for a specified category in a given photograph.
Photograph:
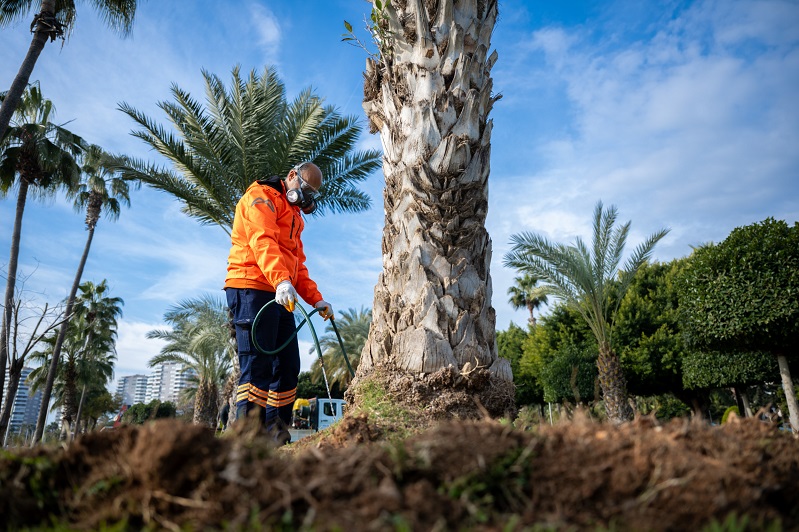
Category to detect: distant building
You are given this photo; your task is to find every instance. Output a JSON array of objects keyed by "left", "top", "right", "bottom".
[
  {"left": 144, "top": 362, "right": 196, "bottom": 404},
  {"left": 115, "top": 374, "right": 148, "bottom": 406},
  {"left": 2, "top": 366, "right": 43, "bottom": 439}
]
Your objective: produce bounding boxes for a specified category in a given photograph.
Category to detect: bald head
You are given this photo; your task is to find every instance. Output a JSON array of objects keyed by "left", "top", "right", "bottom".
[{"left": 291, "top": 162, "right": 322, "bottom": 192}]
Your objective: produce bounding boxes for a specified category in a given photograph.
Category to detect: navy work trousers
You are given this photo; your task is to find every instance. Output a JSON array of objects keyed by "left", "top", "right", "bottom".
[{"left": 226, "top": 287, "right": 300, "bottom": 429}]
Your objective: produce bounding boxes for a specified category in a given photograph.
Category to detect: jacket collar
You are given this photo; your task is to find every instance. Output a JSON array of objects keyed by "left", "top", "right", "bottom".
[{"left": 256, "top": 175, "right": 285, "bottom": 194}]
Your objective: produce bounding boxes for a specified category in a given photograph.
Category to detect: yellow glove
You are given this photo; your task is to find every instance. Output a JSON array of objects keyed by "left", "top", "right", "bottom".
[{"left": 315, "top": 300, "right": 334, "bottom": 320}]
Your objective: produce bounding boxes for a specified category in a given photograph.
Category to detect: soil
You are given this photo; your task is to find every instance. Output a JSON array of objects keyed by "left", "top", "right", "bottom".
[
  {"left": 1, "top": 409, "right": 797, "bottom": 531},
  {"left": 2, "top": 365, "right": 798, "bottom": 530}
]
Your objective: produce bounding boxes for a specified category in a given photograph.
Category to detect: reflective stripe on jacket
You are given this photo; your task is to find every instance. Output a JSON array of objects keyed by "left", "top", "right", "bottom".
[{"left": 224, "top": 178, "right": 323, "bottom": 305}]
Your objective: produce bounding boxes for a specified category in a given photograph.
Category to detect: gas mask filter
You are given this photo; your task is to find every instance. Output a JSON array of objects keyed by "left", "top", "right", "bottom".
[{"left": 286, "top": 187, "right": 317, "bottom": 215}]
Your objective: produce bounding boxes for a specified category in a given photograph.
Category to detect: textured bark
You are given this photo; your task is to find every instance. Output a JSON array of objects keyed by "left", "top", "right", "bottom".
[
  {"left": 193, "top": 381, "right": 219, "bottom": 428},
  {"left": 776, "top": 353, "right": 799, "bottom": 433},
  {"left": 597, "top": 343, "right": 634, "bottom": 423},
  {"left": 62, "top": 360, "right": 78, "bottom": 429},
  {"left": 0, "top": 0, "right": 56, "bottom": 142},
  {"left": 359, "top": 0, "right": 511, "bottom": 384},
  {"left": 72, "top": 384, "right": 87, "bottom": 440}
]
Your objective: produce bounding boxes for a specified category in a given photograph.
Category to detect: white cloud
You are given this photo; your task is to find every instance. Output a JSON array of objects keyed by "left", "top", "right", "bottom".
[
  {"left": 114, "top": 319, "right": 167, "bottom": 378},
  {"left": 249, "top": 3, "right": 282, "bottom": 63}
]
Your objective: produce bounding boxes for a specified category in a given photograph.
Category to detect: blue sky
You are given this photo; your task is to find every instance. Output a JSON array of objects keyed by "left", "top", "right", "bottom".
[{"left": 1, "top": 0, "right": 797, "bottom": 389}]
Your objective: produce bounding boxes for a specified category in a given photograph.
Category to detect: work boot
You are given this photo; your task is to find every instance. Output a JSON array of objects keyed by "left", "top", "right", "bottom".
[{"left": 266, "top": 418, "right": 291, "bottom": 446}]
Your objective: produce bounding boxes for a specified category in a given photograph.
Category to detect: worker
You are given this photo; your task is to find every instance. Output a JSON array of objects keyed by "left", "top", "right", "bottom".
[{"left": 224, "top": 162, "right": 333, "bottom": 445}]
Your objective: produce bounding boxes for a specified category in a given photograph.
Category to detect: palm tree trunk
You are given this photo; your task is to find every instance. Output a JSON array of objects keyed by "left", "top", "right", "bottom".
[
  {"left": 32, "top": 226, "right": 96, "bottom": 445},
  {"left": 0, "top": 0, "right": 57, "bottom": 141},
  {"left": 0, "top": 180, "right": 29, "bottom": 412},
  {"left": 357, "top": 0, "right": 512, "bottom": 405},
  {"left": 776, "top": 353, "right": 799, "bottom": 433},
  {"left": 221, "top": 364, "right": 239, "bottom": 428},
  {"left": 193, "top": 380, "right": 219, "bottom": 428},
  {"left": 597, "top": 343, "right": 634, "bottom": 423},
  {"left": 0, "top": 357, "right": 25, "bottom": 442},
  {"left": 61, "top": 359, "right": 77, "bottom": 431},
  {"left": 72, "top": 383, "right": 87, "bottom": 440}
]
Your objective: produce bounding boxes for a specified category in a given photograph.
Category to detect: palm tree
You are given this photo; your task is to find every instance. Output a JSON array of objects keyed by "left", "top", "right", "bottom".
[
  {"left": 311, "top": 307, "right": 371, "bottom": 390},
  {"left": 26, "top": 292, "right": 117, "bottom": 436},
  {"left": 507, "top": 274, "right": 549, "bottom": 328},
  {"left": 146, "top": 295, "right": 234, "bottom": 428},
  {"left": 0, "top": 0, "right": 140, "bottom": 140},
  {"left": 116, "top": 65, "right": 382, "bottom": 232},
  {"left": 28, "top": 281, "right": 121, "bottom": 438},
  {"left": 0, "top": 82, "right": 82, "bottom": 415},
  {"left": 503, "top": 201, "right": 669, "bottom": 422},
  {"left": 62, "top": 280, "right": 122, "bottom": 434},
  {"left": 354, "top": 1, "right": 511, "bottom": 413},
  {"left": 31, "top": 148, "right": 129, "bottom": 444}
]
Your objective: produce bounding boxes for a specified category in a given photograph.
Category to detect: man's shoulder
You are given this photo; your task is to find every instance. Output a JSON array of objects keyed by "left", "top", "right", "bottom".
[{"left": 243, "top": 178, "right": 284, "bottom": 212}]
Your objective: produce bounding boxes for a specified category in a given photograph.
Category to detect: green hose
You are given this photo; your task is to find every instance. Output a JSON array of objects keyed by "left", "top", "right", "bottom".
[{"left": 251, "top": 300, "right": 355, "bottom": 401}]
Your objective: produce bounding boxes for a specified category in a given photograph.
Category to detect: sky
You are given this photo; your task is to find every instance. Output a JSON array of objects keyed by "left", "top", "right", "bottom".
[{"left": 1, "top": 0, "right": 797, "bottom": 391}]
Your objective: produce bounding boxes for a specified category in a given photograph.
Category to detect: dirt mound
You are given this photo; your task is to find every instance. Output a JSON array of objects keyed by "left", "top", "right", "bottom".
[
  {"left": 1, "top": 415, "right": 797, "bottom": 530},
  {"left": 346, "top": 363, "right": 517, "bottom": 422}
]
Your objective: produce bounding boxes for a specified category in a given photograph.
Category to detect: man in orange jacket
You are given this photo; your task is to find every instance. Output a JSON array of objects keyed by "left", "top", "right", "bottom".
[{"left": 225, "top": 162, "right": 333, "bottom": 444}]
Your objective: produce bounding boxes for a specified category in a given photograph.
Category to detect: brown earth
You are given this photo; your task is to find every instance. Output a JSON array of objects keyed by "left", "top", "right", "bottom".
[{"left": 1, "top": 410, "right": 797, "bottom": 531}]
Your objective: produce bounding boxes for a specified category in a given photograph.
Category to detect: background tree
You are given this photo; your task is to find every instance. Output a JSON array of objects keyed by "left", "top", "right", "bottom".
[
  {"left": 146, "top": 294, "right": 233, "bottom": 428},
  {"left": 507, "top": 274, "right": 548, "bottom": 327},
  {"left": 682, "top": 349, "right": 778, "bottom": 418},
  {"left": 79, "top": 389, "right": 120, "bottom": 432},
  {"left": 122, "top": 400, "right": 177, "bottom": 425},
  {"left": 117, "top": 65, "right": 381, "bottom": 230},
  {"left": 505, "top": 201, "right": 669, "bottom": 422},
  {"left": 518, "top": 304, "right": 596, "bottom": 409},
  {"left": 677, "top": 218, "right": 799, "bottom": 432},
  {"left": 310, "top": 307, "right": 371, "bottom": 390},
  {"left": 354, "top": 0, "right": 513, "bottom": 415},
  {"left": 497, "top": 323, "right": 541, "bottom": 406},
  {"left": 297, "top": 371, "right": 344, "bottom": 400},
  {"left": 0, "top": 0, "right": 139, "bottom": 140},
  {"left": 32, "top": 148, "right": 129, "bottom": 444},
  {"left": 0, "top": 290, "right": 63, "bottom": 443},
  {"left": 0, "top": 83, "right": 82, "bottom": 413},
  {"left": 65, "top": 280, "right": 121, "bottom": 436}
]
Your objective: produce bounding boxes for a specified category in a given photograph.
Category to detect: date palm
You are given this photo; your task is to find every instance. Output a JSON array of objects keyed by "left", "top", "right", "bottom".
[
  {"left": 0, "top": 83, "right": 82, "bottom": 415},
  {"left": 311, "top": 307, "right": 371, "bottom": 390},
  {"left": 507, "top": 274, "right": 548, "bottom": 328},
  {"left": 117, "top": 65, "right": 382, "bottom": 232},
  {"left": 0, "top": 0, "right": 139, "bottom": 140},
  {"left": 146, "top": 294, "right": 234, "bottom": 428},
  {"left": 31, "top": 147, "right": 130, "bottom": 444},
  {"left": 354, "top": 0, "right": 513, "bottom": 416},
  {"left": 504, "top": 201, "right": 669, "bottom": 422}
]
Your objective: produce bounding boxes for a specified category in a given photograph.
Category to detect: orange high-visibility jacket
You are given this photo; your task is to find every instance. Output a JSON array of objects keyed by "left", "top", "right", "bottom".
[{"left": 224, "top": 177, "right": 323, "bottom": 305}]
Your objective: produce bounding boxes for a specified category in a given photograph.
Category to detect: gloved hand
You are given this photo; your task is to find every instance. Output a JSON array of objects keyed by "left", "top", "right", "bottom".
[
  {"left": 315, "top": 300, "right": 334, "bottom": 320},
  {"left": 275, "top": 281, "right": 298, "bottom": 312}
]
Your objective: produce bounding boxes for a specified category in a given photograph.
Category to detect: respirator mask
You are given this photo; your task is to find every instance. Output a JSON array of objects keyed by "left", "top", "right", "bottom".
[{"left": 285, "top": 163, "right": 318, "bottom": 215}]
